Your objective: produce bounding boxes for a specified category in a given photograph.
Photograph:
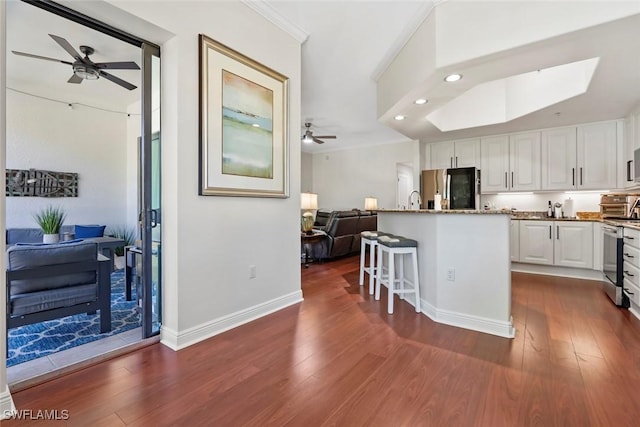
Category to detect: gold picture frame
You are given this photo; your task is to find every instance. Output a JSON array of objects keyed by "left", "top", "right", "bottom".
[{"left": 199, "top": 34, "right": 289, "bottom": 197}]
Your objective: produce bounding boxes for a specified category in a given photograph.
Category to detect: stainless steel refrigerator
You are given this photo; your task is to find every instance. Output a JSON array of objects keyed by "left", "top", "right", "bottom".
[{"left": 421, "top": 167, "right": 481, "bottom": 210}]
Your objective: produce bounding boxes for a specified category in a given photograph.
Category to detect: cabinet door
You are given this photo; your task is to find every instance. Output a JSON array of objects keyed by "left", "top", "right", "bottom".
[
  {"left": 577, "top": 121, "right": 617, "bottom": 190},
  {"left": 554, "top": 222, "right": 594, "bottom": 269},
  {"left": 541, "top": 127, "right": 577, "bottom": 190},
  {"left": 519, "top": 220, "right": 554, "bottom": 265},
  {"left": 509, "top": 132, "right": 540, "bottom": 191},
  {"left": 454, "top": 138, "right": 480, "bottom": 168},
  {"left": 623, "top": 116, "right": 635, "bottom": 188},
  {"left": 480, "top": 135, "right": 509, "bottom": 193},
  {"left": 510, "top": 220, "right": 520, "bottom": 262},
  {"left": 430, "top": 141, "right": 455, "bottom": 169}
]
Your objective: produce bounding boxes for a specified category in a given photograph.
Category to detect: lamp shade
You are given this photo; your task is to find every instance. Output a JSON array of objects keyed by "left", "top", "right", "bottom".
[
  {"left": 364, "top": 197, "right": 378, "bottom": 210},
  {"left": 301, "top": 192, "right": 318, "bottom": 210}
]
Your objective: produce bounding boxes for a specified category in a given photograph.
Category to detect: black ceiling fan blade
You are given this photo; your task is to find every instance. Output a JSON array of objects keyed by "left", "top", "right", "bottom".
[
  {"left": 95, "top": 61, "right": 140, "bottom": 70},
  {"left": 314, "top": 135, "right": 337, "bottom": 139},
  {"left": 312, "top": 137, "right": 325, "bottom": 144},
  {"left": 12, "top": 50, "right": 72, "bottom": 65},
  {"left": 99, "top": 70, "right": 137, "bottom": 90},
  {"left": 49, "top": 34, "right": 82, "bottom": 61},
  {"left": 67, "top": 74, "right": 83, "bottom": 84}
]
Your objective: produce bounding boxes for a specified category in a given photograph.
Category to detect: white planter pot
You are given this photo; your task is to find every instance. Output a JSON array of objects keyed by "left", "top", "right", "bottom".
[
  {"left": 43, "top": 234, "right": 60, "bottom": 244},
  {"left": 114, "top": 255, "right": 126, "bottom": 270}
]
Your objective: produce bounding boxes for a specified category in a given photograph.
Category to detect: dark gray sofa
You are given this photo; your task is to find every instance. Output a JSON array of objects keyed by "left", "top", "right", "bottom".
[
  {"left": 6, "top": 241, "right": 112, "bottom": 334},
  {"left": 308, "top": 210, "right": 377, "bottom": 260},
  {"left": 6, "top": 225, "right": 76, "bottom": 246}
]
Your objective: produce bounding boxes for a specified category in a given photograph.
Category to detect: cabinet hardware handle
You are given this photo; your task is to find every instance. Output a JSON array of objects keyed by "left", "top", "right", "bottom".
[
  {"left": 628, "top": 160, "right": 633, "bottom": 182},
  {"left": 624, "top": 270, "right": 634, "bottom": 277},
  {"left": 625, "top": 236, "right": 635, "bottom": 240},
  {"left": 549, "top": 225, "right": 552, "bottom": 239},
  {"left": 572, "top": 168, "right": 575, "bottom": 186},
  {"left": 557, "top": 225, "right": 559, "bottom": 239},
  {"left": 505, "top": 172, "right": 508, "bottom": 189},
  {"left": 624, "top": 253, "right": 635, "bottom": 258},
  {"left": 455, "top": 156, "right": 458, "bottom": 168},
  {"left": 451, "top": 157, "right": 453, "bottom": 168},
  {"left": 511, "top": 171, "right": 514, "bottom": 187},
  {"left": 625, "top": 288, "right": 635, "bottom": 296},
  {"left": 580, "top": 167, "right": 583, "bottom": 185}
]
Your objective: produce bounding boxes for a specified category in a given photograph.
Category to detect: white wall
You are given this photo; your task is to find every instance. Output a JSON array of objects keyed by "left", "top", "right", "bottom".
[
  {"left": 104, "top": 0, "right": 302, "bottom": 346},
  {"left": 5, "top": 91, "right": 128, "bottom": 229},
  {"left": 312, "top": 141, "right": 419, "bottom": 210},
  {"left": 301, "top": 151, "right": 313, "bottom": 192}
]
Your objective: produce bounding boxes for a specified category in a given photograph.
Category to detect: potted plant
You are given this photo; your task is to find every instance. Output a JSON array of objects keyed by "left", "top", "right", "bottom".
[
  {"left": 107, "top": 225, "right": 136, "bottom": 270},
  {"left": 34, "top": 205, "right": 66, "bottom": 244}
]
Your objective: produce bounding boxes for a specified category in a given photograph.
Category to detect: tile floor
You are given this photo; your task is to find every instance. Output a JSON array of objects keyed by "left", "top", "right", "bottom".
[{"left": 7, "top": 327, "right": 146, "bottom": 389}]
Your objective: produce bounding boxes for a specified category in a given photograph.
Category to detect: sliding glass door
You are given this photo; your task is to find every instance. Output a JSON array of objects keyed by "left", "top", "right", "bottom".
[{"left": 140, "top": 44, "right": 161, "bottom": 338}]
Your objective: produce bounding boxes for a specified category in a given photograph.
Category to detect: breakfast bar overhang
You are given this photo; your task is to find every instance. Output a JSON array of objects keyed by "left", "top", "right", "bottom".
[{"left": 377, "top": 209, "right": 515, "bottom": 338}]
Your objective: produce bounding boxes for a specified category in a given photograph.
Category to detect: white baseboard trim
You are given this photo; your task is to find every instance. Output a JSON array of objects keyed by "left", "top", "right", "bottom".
[
  {"left": 629, "top": 304, "right": 640, "bottom": 322},
  {"left": 160, "top": 290, "right": 303, "bottom": 351},
  {"left": 511, "top": 263, "right": 604, "bottom": 281},
  {"left": 0, "top": 388, "right": 16, "bottom": 420},
  {"left": 420, "top": 299, "right": 515, "bottom": 339}
]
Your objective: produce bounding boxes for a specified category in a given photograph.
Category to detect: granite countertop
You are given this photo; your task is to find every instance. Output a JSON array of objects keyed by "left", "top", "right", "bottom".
[{"left": 377, "top": 209, "right": 509, "bottom": 215}]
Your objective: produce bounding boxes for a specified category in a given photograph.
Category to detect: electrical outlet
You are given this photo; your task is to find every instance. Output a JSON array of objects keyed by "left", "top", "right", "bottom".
[
  {"left": 446, "top": 268, "right": 455, "bottom": 282},
  {"left": 249, "top": 265, "right": 257, "bottom": 279}
]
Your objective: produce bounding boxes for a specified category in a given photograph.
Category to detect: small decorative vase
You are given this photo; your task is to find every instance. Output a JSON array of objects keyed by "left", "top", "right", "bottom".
[
  {"left": 43, "top": 234, "right": 60, "bottom": 244},
  {"left": 301, "top": 212, "right": 314, "bottom": 234}
]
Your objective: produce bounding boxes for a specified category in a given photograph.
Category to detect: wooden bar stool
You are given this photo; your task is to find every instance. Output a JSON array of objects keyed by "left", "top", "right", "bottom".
[
  {"left": 359, "top": 231, "right": 389, "bottom": 295},
  {"left": 375, "top": 235, "right": 420, "bottom": 314}
]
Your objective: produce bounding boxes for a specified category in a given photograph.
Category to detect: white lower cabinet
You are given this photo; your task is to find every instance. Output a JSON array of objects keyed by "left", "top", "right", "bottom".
[
  {"left": 519, "top": 220, "right": 554, "bottom": 265},
  {"left": 623, "top": 227, "right": 640, "bottom": 309},
  {"left": 554, "top": 222, "right": 594, "bottom": 269},
  {"left": 517, "top": 220, "right": 594, "bottom": 268},
  {"left": 510, "top": 220, "right": 520, "bottom": 262}
]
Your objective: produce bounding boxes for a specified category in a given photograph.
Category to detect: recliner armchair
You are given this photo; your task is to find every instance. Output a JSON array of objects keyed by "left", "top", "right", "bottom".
[{"left": 308, "top": 210, "right": 377, "bottom": 260}]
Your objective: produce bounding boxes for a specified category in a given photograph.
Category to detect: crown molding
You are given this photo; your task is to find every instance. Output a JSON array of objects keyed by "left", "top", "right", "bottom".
[
  {"left": 241, "top": 0, "right": 309, "bottom": 44},
  {"left": 371, "top": 1, "right": 436, "bottom": 82}
]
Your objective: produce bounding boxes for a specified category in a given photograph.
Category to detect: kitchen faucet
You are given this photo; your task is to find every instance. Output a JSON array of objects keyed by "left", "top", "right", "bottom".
[{"left": 409, "top": 190, "right": 422, "bottom": 210}]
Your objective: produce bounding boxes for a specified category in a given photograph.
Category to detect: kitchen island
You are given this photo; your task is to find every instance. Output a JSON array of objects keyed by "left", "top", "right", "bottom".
[{"left": 377, "top": 209, "right": 514, "bottom": 338}]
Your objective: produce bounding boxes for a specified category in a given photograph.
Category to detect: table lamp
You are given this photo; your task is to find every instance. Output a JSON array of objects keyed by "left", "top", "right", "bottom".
[
  {"left": 364, "top": 197, "right": 378, "bottom": 211},
  {"left": 301, "top": 192, "right": 318, "bottom": 234}
]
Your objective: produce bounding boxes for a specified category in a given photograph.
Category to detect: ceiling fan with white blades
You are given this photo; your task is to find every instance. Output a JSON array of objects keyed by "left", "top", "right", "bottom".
[
  {"left": 12, "top": 34, "right": 140, "bottom": 90},
  {"left": 301, "top": 122, "right": 336, "bottom": 144}
]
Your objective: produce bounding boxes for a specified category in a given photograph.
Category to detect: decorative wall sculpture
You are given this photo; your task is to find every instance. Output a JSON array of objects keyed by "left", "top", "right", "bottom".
[{"left": 6, "top": 168, "right": 79, "bottom": 197}]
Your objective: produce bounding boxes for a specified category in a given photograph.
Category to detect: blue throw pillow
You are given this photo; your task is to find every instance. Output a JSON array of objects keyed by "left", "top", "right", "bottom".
[{"left": 75, "top": 225, "right": 106, "bottom": 238}]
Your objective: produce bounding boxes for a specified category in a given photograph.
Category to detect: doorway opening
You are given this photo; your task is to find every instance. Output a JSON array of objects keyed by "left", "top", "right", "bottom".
[
  {"left": 5, "top": 0, "right": 161, "bottom": 387},
  {"left": 396, "top": 163, "right": 414, "bottom": 210}
]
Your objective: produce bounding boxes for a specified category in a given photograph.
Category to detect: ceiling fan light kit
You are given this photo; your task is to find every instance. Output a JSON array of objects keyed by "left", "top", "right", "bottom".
[
  {"left": 301, "top": 122, "right": 337, "bottom": 145},
  {"left": 12, "top": 34, "right": 140, "bottom": 90}
]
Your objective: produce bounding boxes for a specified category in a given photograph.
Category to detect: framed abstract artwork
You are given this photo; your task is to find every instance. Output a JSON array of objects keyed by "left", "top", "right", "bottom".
[{"left": 199, "top": 34, "right": 289, "bottom": 197}]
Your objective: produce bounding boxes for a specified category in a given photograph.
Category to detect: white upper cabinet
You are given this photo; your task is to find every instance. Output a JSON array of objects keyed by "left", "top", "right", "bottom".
[
  {"left": 429, "top": 139, "right": 480, "bottom": 169},
  {"left": 480, "top": 132, "right": 540, "bottom": 193},
  {"left": 541, "top": 122, "right": 617, "bottom": 191},
  {"left": 577, "top": 122, "right": 617, "bottom": 190},
  {"left": 510, "top": 132, "right": 541, "bottom": 191},
  {"left": 541, "top": 127, "right": 577, "bottom": 190},
  {"left": 622, "top": 115, "right": 635, "bottom": 187},
  {"left": 430, "top": 141, "right": 455, "bottom": 169},
  {"left": 480, "top": 135, "right": 510, "bottom": 192}
]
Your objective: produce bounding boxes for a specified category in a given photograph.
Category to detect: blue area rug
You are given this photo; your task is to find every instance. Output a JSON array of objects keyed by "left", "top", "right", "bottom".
[{"left": 7, "top": 270, "right": 140, "bottom": 367}]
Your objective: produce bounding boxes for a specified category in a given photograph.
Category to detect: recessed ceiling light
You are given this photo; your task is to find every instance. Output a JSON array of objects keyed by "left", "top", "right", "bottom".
[
  {"left": 444, "top": 73, "right": 462, "bottom": 82},
  {"left": 394, "top": 115, "right": 406, "bottom": 121},
  {"left": 414, "top": 98, "right": 428, "bottom": 105}
]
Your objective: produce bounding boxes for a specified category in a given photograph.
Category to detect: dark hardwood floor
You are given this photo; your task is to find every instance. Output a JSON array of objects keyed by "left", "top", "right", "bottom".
[{"left": 5, "top": 256, "right": 640, "bottom": 426}]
